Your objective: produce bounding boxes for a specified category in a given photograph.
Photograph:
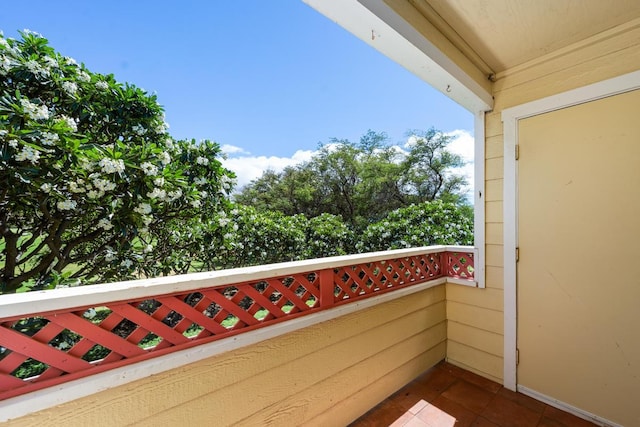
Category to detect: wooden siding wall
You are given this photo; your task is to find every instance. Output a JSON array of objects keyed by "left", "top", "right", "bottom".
[
  {"left": 7, "top": 286, "right": 446, "bottom": 427},
  {"left": 445, "top": 18, "right": 640, "bottom": 384}
]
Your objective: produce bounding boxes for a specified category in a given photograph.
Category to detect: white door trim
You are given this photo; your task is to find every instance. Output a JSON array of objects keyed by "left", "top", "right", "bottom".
[{"left": 501, "top": 70, "right": 640, "bottom": 391}]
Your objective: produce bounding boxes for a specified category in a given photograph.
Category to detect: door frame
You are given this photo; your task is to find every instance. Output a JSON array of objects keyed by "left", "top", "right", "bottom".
[{"left": 501, "top": 70, "right": 640, "bottom": 393}]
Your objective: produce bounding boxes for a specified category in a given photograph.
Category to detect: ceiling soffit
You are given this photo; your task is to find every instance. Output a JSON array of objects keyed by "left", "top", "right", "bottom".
[{"left": 408, "top": 0, "right": 640, "bottom": 73}]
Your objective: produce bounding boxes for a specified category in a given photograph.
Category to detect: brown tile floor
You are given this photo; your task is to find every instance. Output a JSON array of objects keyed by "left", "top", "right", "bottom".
[{"left": 349, "top": 362, "right": 597, "bottom": 427}]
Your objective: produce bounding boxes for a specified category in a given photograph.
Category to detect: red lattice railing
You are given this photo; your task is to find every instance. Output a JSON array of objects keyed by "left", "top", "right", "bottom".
[{"left": 0, "top": 246, "right": 475, "bottom": 401}]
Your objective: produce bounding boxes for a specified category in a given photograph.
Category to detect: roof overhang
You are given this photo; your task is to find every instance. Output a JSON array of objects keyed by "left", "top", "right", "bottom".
[{"left": 303, "top": 0, "right": 494, "bottom": 113}]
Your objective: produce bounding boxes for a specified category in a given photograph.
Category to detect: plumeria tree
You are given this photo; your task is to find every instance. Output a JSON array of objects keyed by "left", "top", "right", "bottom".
[
  {"left": 356, "top": 200, "right": 473, "bottom": 252},
  {"left": 304, "top": 213, "right": 355, "bottom": 258},
  {"left": 198, "top": 204, "right": 308, "bottom": 269},
  {"left": 0, "top": 31, "right": 234, "bottom": 293}
]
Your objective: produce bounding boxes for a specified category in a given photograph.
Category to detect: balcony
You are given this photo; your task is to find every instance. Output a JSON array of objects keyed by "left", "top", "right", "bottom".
[{"left": 0, "top": 246, "right": 593, "bottom": 425}]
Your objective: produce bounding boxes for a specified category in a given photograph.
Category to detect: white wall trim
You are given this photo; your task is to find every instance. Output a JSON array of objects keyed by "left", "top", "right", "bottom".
[
  {"left": 474, "top": 111, "right": 486, "bottom": 289},
  {"left": 501, "top": 70, "right": 640, "bottom": 391},
  {"left": 302, "top": 0, "right": 492, "bottom": 112},
  {"left": 0, "top": 279, "right": 447, "bottom": 423},
  {"left": 518, "top": 386, "right": 622, "bottom": 427}
]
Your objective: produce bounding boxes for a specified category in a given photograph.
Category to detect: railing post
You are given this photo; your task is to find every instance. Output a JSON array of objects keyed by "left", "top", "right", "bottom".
[
  {"left": 319, "top": 268, "right": 334, "bottom": 310},
  {"left": 441, "top": 251, "right": 450, "bottom": 278}
]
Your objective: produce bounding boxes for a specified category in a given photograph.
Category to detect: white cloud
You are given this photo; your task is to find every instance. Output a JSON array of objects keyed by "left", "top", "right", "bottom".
[
  {"left": 220, "top": 144, "right": 249, "bottom": 155},
  {"left": 445, "top": 129, "right": 475, "bottom": 197},
  {"left": 221, "top": 149, "right": 315, "bottom": 190}
]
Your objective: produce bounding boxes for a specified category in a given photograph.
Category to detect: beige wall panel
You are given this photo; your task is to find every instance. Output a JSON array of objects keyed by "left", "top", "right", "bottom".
[
  {"left": 446, "top": 285, "right": 503, "bottom": 312},
  {"left": 307, "top": 344, "right": 446, "bottom": 426},
  {"left": 485, "top": 244, "right": 503, "bottom": 269},
  {"left": 494, "top": 23, "right": 640, "bottom": 92},
  {"left": 484, "top": 158, "right": 504, "bottom": 181},
  {"left": 485, "top": 223, "right": 503, "bottom": 245},
  {"left": 485, "top": 135, "right": 503, "bottom": 159},
  {"left": 493, "top": 44, "right": 640, "bottom": 111},
  {"left": 9, "top": 287, "right": 445, "bottom": 427},
  {"left": 485, "top": 266, "right": 504, "bottom": 290},
  {"left": 148, "top": 324, "right": 446, "bottom": 427},
  {"left": 239, "top": 328, "right": 447, "bottom": 427},
  {"left": 447, "top": 341, "right": 503, "bottom": 382},
  {"left": 484, "top": 179, "right": 503, "bottom": 202},
  {"left": 485, "top": 201, "right": 503, "bottom": 223},
  {"left": 161, "top": 306, "right": 446, "bottom": 426},
  {"left": 485, "top": 112, "right": 503, "bottom": 138},
  {"left": 448, "top": 322, "right": 502, "bottom": 357},
  {"left": 447, "top": 301, "right": 503, "bottom": 335}
]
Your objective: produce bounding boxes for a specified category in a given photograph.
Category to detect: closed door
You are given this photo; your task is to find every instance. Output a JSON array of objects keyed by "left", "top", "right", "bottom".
[{"left": 517, "top": 89, "right": 640, "bottom": 426}]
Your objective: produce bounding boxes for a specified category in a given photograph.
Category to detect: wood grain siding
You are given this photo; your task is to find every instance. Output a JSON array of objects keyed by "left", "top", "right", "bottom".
[
  {"left": 447, "top": 20, "right": 640, "bottom": 385},
  {"left": 8, "top": 286, "right": 446, "bottom": 427}
]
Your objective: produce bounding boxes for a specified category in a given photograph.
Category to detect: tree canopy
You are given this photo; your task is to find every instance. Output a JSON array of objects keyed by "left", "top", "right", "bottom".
[
  {"left": 0, "top": 31, "right": 235, "bottom": 292},
  {"left": 235, "top": 129, "right": 468, "bottom": 227}
]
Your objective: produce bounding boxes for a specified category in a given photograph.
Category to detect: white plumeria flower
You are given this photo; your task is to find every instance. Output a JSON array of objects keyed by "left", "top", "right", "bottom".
[
  {"left": 147, "top": 188, "right": 166, "bottom": 200},
  {"left": 140, "top": 162, "right": 158, "bottom": 176},
  {"left": 159, "top": 151, "right": 171, "bottom": 165},
  {"left": 62, "top": 81, "right": 78, "bottom": 95},
  {"left": 77, "top": 71, "right": 91, "bottom": 82},
  {"left": 97, "top": 218, "right": 113, "bottom": 230},
  {"left": 190, "top": 199, "right": 201, "bottom": 208},
  {"left": 134, "top": 203, "right": 152, "bottom": 215},
  {"left": 196, "top": 156, "right": 209, "bottom": 166},
  {"left": 22, "top": 29, "right": 44, "bottom": 38},
  {"left": 58, "top": 115, "right": 77, "bottom": 132},
  {"left": 68, "top": 181, "right": 84, "bottom": 193},
  {"left": 20, "top": 99, "right": 50, "bottom": 120},
  {"left": 99, "top": 158, "right": 125, "bottom": 174},
  {"left": 92, "top": 178, "right": 116, "bottom": 192},
  {"left": 153, "top": 177, "right": 165, "bottom": 187},
  {"left": 15, "top": 146, "right": 40, "bottom": 163},
  {"left": 25, "top": 59, "right": 48, "bottom": 77},
  {"left": 0, "top": 57, "right": 11, "bottom": 75},
  {"left": 168, "top": 189, "right": 182, "bottom": 201},
  {"left": 57, "top": 199, "right": 77, "bottom": 211},
  {"left": 143, "top": 244, "right": 153, "bottom": 253},
  {"left": 40, "top": 183, "right": 52, "bottom": 193},
  {"left": 43, "top": 56, "right": 58, "bottom": 68},
  {"left": 120, "top": 259, "right": 133, "bottom": 268},
  {"left": 131, "top": 124, "right": 146, "bottom": 136},
  {"left": 40, "top": 132, "right": 59, "bottom": 146},
  {"left": 95, "top": 80, "right": 109, "bottom": 90}
]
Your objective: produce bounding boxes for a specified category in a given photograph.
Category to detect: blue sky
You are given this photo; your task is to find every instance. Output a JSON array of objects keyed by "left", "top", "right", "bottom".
[{"left": 0, "top": 1, "right": 473, "bottom": 187}]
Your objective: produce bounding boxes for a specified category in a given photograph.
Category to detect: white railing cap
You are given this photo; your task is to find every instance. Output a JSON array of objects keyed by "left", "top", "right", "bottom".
[{"left": 0, "top": 245, "right": 473, "bottom": 319}]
